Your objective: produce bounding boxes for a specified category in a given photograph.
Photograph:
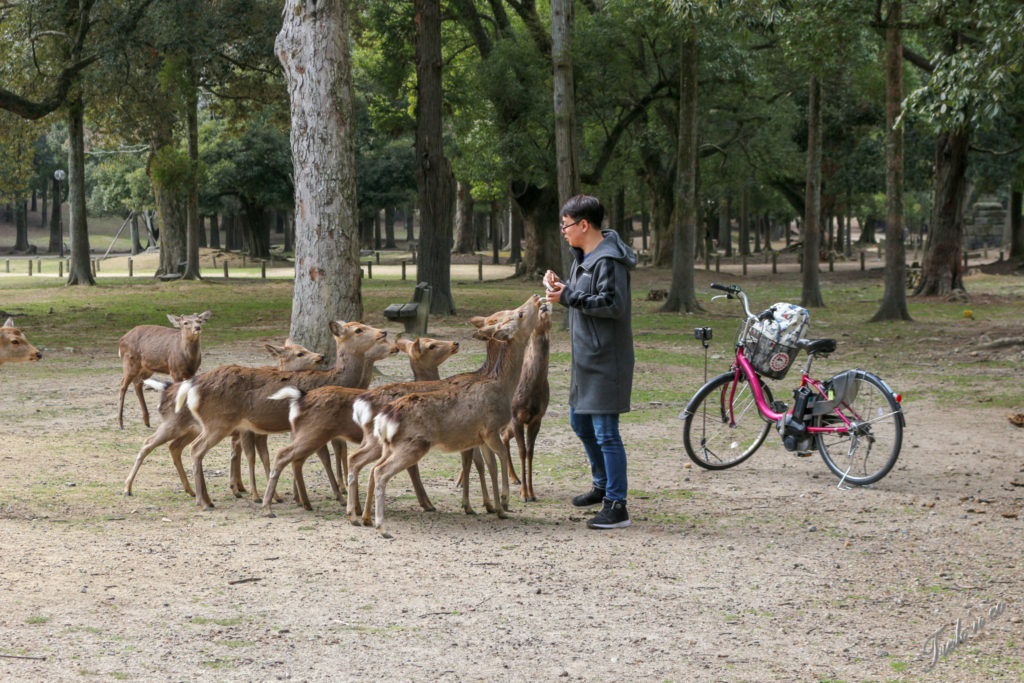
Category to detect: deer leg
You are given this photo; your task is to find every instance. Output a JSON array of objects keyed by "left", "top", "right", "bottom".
[
  {"left": 503, "top": 433, "right": 522, "bottom": 486},
  {"left": 371, "top": 444, "right": 427, "bottom": 539},
  {"left": 228, "top": 433, "right": 245, "bottom": 498},
  {"left": 117, "top": 375, "right": 133, "bottom": 430},
  {"left": 523, "top": 421, "right": 541, "bottom": 501},
  {"left": 133, "top": 378, "right": 151, "bottom": 428},
  {"left": 330, "top": 438, "right": 348, "bottom": 490},
  {"left": 188, "top": 431, "right": 226, "bottom": 510},
  {"left": 123, "top": 420, "right": 181, "bottom": 496},
  {"left": 167, "top": 435, "right": 196, "bottom": 497},
  {"left": 479, "top": 445, "right": 501, "bottom": 516},
  {"left": 483, "top": 432, "right": 510, "bottom": 517},
  {"left": 514, "top": 425, "right": 529, "bottom": 502},
  {"left": 347, "top": 438, "right": 383, "bottom": 524},
  {"left": 248, "top": 434, "right": 274, "bottom": 503},
  {"left": 324, "top": 441, "right": 345, "bottom": 501},
  {"left": 406, "top": 465, "right": 435, "bottom": 512},
  {"left": 459, "top": 449, "right": 477, "bottom": 516},
  {"left": 292, "top": 460, "right": 312, "bottom": 511}
]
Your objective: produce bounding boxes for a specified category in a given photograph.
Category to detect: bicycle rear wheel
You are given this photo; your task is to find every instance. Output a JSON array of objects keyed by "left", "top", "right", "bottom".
[
  {"left": 682, "top": 371, "right": 773, "bottom": 469},
  {"left": 813, "top": 370, "right": 903, "bottom": 485}
]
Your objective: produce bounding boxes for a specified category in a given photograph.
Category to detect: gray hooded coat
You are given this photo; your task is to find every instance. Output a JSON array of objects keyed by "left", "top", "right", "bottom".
[{"left": 558, "top": 229, "right": 636, "bottom": 414}]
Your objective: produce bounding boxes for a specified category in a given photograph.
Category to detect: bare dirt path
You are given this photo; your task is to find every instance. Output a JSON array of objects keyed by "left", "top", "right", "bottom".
[{"left": 1, "top": 318, "right": 1021, "bottom": 682}]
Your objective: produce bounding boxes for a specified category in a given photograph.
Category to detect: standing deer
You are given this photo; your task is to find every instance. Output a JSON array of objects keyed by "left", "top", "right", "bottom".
[
  {"left": 501, "top": 304, "right": 551, "bottom": 501},
  {"left": 369, "top": 295, "right": 541, "bottom": 537},
  {"left": 175, "top": 322, "right": 393, "bottom": 510},
  {"left": 0, "top": 318, "right": 42, "bottom": 366},
  {"left": 346, "top": 313, "right": 528, "bottom": 525},
  {"left": 117, "top": 311, "right": 211, "bottom": 429},
  {"left": 122, "top": 339, "right": 324, "bottom": 499}
]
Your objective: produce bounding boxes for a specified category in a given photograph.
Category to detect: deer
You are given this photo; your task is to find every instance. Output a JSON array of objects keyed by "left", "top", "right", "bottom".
[
  {"left": 263, "top": 334, "right": 505, "bottom": 520},
  {"left": 368, "top": 295, "right": 541, "bottom": 537},
  {"left": 117, "top": 311, "right": 211, "bottom": 429},
  {"left": 0, "top": 318, "right": 42, "bottom": 367},
  {"left": 500, "top": 302, "right": 551, "bottom": 501},
  {"left": 345, "top": 311, "right": 531, "bottom": 526},
  {"left": 121, "top": 339, "right": 324, "bottom": 499},
  {"left": 175, "top": 321, "right": 394, "bottom": 510}
]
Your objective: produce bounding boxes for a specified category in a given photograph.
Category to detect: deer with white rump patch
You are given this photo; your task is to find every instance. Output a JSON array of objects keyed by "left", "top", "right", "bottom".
[
  {"left": 0, "top": 318, "right": 42, "bottom": 367},
  {"left": 347, "top": 312, "right": 527, "bottom": 525},
  {"left": 117, "top": 311, "right": 211, "bottom": 429},
  {"left": 368, "top": 295, "right": 541, "bottom": 537},
  {"left": 176, "top": 321, "right": 394, "bottom": 510},
  {"left": 121, "top": 339, "right": 324, "bottom": 499}
]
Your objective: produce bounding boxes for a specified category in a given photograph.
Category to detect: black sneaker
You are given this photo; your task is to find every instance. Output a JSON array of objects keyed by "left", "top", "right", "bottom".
[
  {"left": 586, "top": 498, "right": 631, "bottom": 529},
  {"left": 571, "top": 486, "right": 605, "bottom": 508}
]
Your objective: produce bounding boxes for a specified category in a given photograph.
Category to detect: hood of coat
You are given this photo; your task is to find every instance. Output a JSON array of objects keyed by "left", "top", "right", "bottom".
[{"left": 570, "top": 229, "right": 637, "bottom": 271}]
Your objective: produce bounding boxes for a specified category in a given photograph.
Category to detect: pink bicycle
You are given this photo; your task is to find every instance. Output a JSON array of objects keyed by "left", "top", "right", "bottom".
[{"left": 681, "top": 284, "right": 905, "bottom": 487}]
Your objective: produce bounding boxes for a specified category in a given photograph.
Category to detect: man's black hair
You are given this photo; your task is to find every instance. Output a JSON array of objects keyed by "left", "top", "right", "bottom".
[{"left": 560, "top": 194, "right": 604, "bottom": 229}]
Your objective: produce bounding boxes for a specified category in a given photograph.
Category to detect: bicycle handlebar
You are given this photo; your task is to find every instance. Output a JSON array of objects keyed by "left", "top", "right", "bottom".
[{"left": 709, "top": 283, "right": 756, "bottom": 320}]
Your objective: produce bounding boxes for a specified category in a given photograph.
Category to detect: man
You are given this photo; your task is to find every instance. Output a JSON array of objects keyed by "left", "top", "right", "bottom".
[{"left": 543, "top": 194, "right": 636, "bottom": 530}]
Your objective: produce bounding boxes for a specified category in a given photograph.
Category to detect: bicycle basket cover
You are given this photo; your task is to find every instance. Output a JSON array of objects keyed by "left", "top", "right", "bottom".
[
  {"left": 744, "top": 303, "right": 809, "bottom": 379},
  {"left": 812, "top": 370, "right": 861, "bottom": 415}
]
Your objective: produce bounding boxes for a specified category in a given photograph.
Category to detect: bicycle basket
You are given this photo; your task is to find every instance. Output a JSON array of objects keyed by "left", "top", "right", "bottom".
[{"left": 741, "top": 303, "right": 809, "bottom": 380}]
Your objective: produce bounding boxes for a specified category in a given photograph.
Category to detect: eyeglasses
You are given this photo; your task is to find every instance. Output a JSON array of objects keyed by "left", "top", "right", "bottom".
[{"left": 560, "top": 219, "right": 582, "bottom": 232}]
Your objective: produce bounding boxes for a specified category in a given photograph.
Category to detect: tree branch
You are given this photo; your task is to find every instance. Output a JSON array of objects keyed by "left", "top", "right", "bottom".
[
  {"left": 581, "top": 80, "right": 671, "bottom": 185},
  {"left": 901, "top": 45, "right": 935, "bottom": 72}
]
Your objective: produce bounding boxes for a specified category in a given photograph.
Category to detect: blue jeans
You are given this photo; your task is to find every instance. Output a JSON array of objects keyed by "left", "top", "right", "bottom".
[{"left": 569, "top": 408, "right": 628, "bottom": 501}]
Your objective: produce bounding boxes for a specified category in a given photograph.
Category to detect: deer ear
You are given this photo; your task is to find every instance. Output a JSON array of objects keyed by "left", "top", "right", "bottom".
[
  {"left": 284, "top": 337, "right": 294, "bottom": 346},
  {"left": 3, "top": 317, "right": 13, "bottom": 328},
  {"left": 168, "top": 314, "right": 182, "bottom": 328},
  {"left": 265, "top": 344, "right": 283, "bottom": 358},
  {"left": 328, "top": 320, "right": 346, "bottom": 336},
  {"left": 469, "top": 316, "right": 485, "bottom": 329},
  {"left": 395, "top": 338, "right": 412, "bottom": 353},
  {"left": 198, "top": 310, "right": 212, "bottom": 321}
]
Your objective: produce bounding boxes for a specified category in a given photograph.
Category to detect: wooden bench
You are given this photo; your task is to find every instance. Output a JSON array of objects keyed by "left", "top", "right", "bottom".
[{"left": 383, "top": 282, "right": 432, "bottom": 336}]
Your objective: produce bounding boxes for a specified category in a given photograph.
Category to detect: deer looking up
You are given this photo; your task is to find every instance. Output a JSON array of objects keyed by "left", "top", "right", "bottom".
[
  {"left": 117, "top": 311, "right": 211, "bottom": 429},
  {"left": 501, "top": 303, "right": 551, "bottom": 502},
  {"left": 121, "top": 339, "right": 324, "bottom": 499},
  {"left": 346, "top": 311, "right": 529, "bottom": 526},
  {"left": 369, "top": 295, "right": 541, "bottom": 537},
  {"left": 0, "top": 318, "right": 42, "bottom": 367},
  {"left": 175, "top": 322, "right": 393, "bottom": 510}
]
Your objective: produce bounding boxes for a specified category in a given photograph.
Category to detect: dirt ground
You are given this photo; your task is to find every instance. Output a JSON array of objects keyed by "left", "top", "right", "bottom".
[{"left": 1, "top": 302, "right": 1023, "bottom": 682}]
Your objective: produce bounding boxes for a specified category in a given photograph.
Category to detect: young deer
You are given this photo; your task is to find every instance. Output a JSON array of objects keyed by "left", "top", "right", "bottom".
[
  {"left": 263, "top": 335, "right": 466, "bottom": 518},
  {"left": 0, "top": 318, "right": 42, "bottom": 367},
  {"left": 176, "top": 322, "right": 393, "bottom": 509},
  {"left": 501, "top": 304, "right": 551, "bottom": 501},
  {"left": 369, "top": 295, "right": 541, "bottom": 537},
  {"left": 346, "top": 316, "right": 524, "bottom": 525},
  {"left": 121, "top": 340, "right": 324, "bottom": 499},
  {"left": 117, "top": 311, "right": 211, "bottom": 429}
]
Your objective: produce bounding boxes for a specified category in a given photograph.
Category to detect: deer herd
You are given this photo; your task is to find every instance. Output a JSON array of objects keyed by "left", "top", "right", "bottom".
[{"left": 3, "top": 296, "right": 552, "bottom": 538}]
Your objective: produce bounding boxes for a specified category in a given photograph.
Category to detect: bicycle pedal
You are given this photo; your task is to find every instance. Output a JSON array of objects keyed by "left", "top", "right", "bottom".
[{"left": 794, "top": 450, "right": 815, "bottom": 458}]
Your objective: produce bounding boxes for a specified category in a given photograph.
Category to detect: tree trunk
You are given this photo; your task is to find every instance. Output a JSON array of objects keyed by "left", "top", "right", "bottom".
[
  {"left": 130, "top": 213, "right": 143, "bottom": 255},
  {"left": 384, "top": 206, "right": 396, "bottom": 248},
  {"left": 277, "top": 0, "right": 363, "bottom": 356},
  {"left": 871, "top": 1, "right": 911, "bottom": 322},
  {"left": 65, "top": 95, "right": 94, "bottom": 285},
  {"left": 208, "top": 212, "right": 220, "bottom": 250},
  {"left": 508, "top": 195, "right": 523, "bottom": 265},
  {"left": 916, "top": 128, "right": 969, "bottom": 295},
  {"left": 661, "top": 24, "right": 700, "bottom": 313},
  {"left": 800, "top": 75, "right": 824, "bottom": 308},
  {"left": 514, "top": 183, "right": 561, "bottom": 277},
  {"left": 739, "top": 187, "right": 750, "bottom": 256},
  {"left": 40, "top": 183, "right": 47, "bottom": 227},
  {"left": 48, "top": 177, "right": 62, "bottom": 253},
  {"left": 405, "top": 205, "right": 416, "bottom": 242},
  {"left": 453, "top": 181, "right": 476, "bottom": 253},
  {"left": 414, "top": 0, "right": 456, "bottom": 314},
  {"left": 14, "top": 200, "right": 30, "bottom": 252},
  {"left": 718, "top": 198, "right": 732, "bottom": 257},
  {"left": 182, "top": 77, "right": 201, "bottom": 280},
  {"left": 1009, "top": 189, "right": 1023, "bottom": 260},
  {"left": 552, "top": 0, "right": 579, "bottom": 280}
]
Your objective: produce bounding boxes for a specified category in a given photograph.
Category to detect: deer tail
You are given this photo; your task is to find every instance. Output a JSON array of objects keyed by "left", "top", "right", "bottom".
[
  {"left": 269, "top": 386, "right": 304, "bottom": 425},
  {"left": 143, "top": 378, "right": 171, "bottom": 393},
  {"left": 174, "top": 379, "right": 194, "bottom": 413},
  {"left": 373, "top": 409, "right": 399, "bottom": 444},
  {"left": 352, "top": 398, "right": 374, "bottom": 430}
]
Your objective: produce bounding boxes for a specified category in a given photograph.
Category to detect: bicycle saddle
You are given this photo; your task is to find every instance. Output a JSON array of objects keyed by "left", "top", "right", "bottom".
[{"left": 796, "top": 338, "right": 837, "bottom": 355}]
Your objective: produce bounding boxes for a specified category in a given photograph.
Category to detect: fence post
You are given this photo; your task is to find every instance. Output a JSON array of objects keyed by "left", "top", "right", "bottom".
[
  {"left": 37, "top": 259, "right": 42, "bottom": 273},
  {"left": 742, "top": 254, "right": 747, "bottom": 276},
  {"left": 704, "top": 251, "right": 710, "bottom": 271},
  {"left": 376, "top": 251, "right": 381, "bottom": 265},
  {"left": 715, "top": 255, "right": 721, "bottom": 273},
  {"left": 4, "top": 260, "right": 8, "bottom": 273},
  {"left": 223, "top": 260, "right": 229, "bottom": 278},
  {"left": 772, "top": 252, "right": 777, "bottom": 274},
  {"left": 242, "top": 255, "right": 247, "bottom": 268},
  {"left": 401, "top": 260, "right": 407, "bottom": 281},
  {"left": 128, "top": 258, "right": 133, "bottom": 278},
  {"left": 367, "top": 260, "right": 372, "bottom": 279},
  {"left": 828, "top": 253, "right": 834, "bottom": 272},
  {"left": 261, "top": 260, "right": 266, "bottom": 279},
  {"left": 58, "top": 260, "right": 63, "bottom": 278},
  {"left": 478, "top": 254, "right": 483, "bottom": 281},
  {"left": 860, "top": 251, "right": 865, "bottom": 271},
  {"left": 798, "top": 252, "right": 803, "bottom": 273},
  {"left": 28, "top": 260, "right": 33, "bottom": 276},
  {"left": 963, "top": 251, "right": 969, "bottom": 270}
]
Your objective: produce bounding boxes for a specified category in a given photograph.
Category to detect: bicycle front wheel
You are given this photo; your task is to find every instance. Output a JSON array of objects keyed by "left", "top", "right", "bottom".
[
  {"left": 682, "top": 371, "right": 773, "bottom": 469},
  {"left": 813, "top": 370, "right": 903, "bottom": 485}
]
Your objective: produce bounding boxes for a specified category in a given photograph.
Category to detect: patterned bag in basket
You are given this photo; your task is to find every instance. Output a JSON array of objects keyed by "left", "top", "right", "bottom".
[{"left": 744, "top": 303, "right": 809, "bottom": 379}]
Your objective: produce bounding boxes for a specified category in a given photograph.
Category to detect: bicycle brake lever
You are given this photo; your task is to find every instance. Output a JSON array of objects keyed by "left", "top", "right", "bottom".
[{"left": 711, "top": 294, "right": 728, "bottom": 302}]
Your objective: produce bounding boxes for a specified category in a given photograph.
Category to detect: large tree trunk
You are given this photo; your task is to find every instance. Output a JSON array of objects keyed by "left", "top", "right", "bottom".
[
  {"left": 661, "top": 25, "right": 700, "bottom": 313},
  {"left": 871, "top": 1, "right": 912, "bottom": 322},
  {"left": 384, "top": 206, "right": 397, "bottom": 248},
  {"left": 552, "top": 0, "right": 580, "bottom": 281},
  {"left": 414, "top": 0, "right": 456, "bottom": 314},
  {"left": 916, "top": 129, "right": 969, "bottom": 295},
  {"left": 800, "top": 74, "right": 824, "bottom": 308},
  {"left": 14, "top": 200, "right": 30, "bottom": 252},
  {"left": 65, "top": 95, "right": 94, "bottom": 286},
  {"left": 183, "top": 77, "right": 201, "bottom": 280},
  {"left": 453, "top": 181, "right": 476, "bottom": 253},
  {"left": 513, "top": 183, "right": 561, "bottom": 277},
  {"left": 277, "top": 0, "right": 363, "bottom": 356}
]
